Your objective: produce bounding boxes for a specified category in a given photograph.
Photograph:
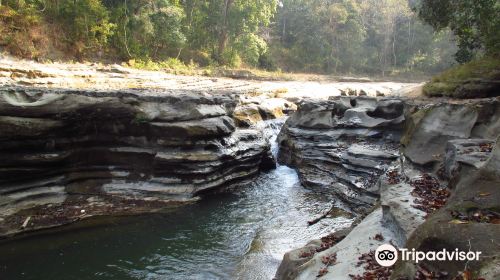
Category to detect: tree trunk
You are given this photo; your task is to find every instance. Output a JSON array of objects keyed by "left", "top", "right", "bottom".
[
  {"left": 282, "top": 17, "right": 286, "bottom": 43},
  {"left": 217, "top": 0, "right": 234, "bottom": 62},
  {"left": 176, "top": 47, "right": 183, "bottom": 59},
  {"left": 408, "top": 19, "right": 411, "bottom": 52},
  {"left": 218, "top": 31, "right": 228, "bottom": 61},
  {"left": 393, "top": 30, "right": 397, "bottom": 67},
  {"left": 123, "top": 0, "right": 132, "bottom": 58}
]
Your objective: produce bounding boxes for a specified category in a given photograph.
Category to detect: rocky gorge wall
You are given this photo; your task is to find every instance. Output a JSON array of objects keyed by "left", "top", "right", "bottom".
[
  {"left": 277, "top": 97, "right": 405, "bottom": 212},
  {"left": 275, "top": 96, "right": 500, "bottom": 279},
  {"left": 0, "top": 87, "right": 275, "bottom": 237},
  {"left": 0, "top": 59, "right": 406, "bottom": 239}
]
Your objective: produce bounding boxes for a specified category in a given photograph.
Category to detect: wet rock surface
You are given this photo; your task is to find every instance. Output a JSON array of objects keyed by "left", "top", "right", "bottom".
[
  {"left": 0, "top": 87, "right": 274, "bottom": 237},
  {"left": 277, "top": 97, "right": 404, "bottom": 211}
]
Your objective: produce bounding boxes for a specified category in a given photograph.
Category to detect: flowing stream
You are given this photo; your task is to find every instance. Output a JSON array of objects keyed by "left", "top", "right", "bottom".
[{"left": 0, "top": 119, "right": 352, "bottom": 280}]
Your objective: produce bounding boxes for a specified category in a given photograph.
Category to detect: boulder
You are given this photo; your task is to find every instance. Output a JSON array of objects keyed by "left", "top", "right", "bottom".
[
  {"left": 483, "top": 136, "right": 500, "bottom": 179},
  {"left": 403, "top": 99, "right": 499, "bottom": 166},
  {"left": 258, "top": 98, "right": 297, "bottom": 120},
  {"left": 234, "top": 95, "right": 297, "bottom": 127},
  {"left": 233, "top": 104, "right": 263, "bottom": 127},
  {"left": 403, "top": 104, "right": 477, "bottom": 165},
  {"left": 454, "top": 79, "right": 500, "bottom": 99}
]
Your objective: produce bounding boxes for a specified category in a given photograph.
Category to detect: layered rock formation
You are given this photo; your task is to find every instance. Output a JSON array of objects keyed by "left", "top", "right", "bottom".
[
  {"left": 0, "top": 87, "right": 274, "bottom": 237},
  {"left": 277, "top": 97, "right": 404, "bottom": 211},
  {"left": 275, "top": 97, "right": 500, "bottom": 279}
]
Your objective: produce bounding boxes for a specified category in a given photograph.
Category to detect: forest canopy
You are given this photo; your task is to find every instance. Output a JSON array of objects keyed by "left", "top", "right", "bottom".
[
  {"left": 0, "top": 0, "right": 496, "bottom": 76},
  {"left": 415, "top": 0, "right": 499, "bottom": 63}
]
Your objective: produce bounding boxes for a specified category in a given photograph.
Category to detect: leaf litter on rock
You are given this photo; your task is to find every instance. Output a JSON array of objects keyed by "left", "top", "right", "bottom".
[
  {"left": 479, "top": 142, "right": 493, "bottom": 152},
  {"left": 413, "top": 263, "right": 449, "bottom": 279},
  {"left": 373, "top": 233, "right": 384, "bottom": 241},
  {"left": 299, "top": 233, "right": 345, "bottom": 259},
  {"left": 386, "top": 169, "right": 402, "bottom": 185},
  {"left": 450, "top": 209, "right": 500, "bottom": 224},
  {"left": 452, "top": 270, "right": 485, "bottom": 280},
  {"left": 410, "top": 174, "right": 450, "bottom": 216},
  {"left": 349, "top": 250, "right": 393, "bottom": 280},
  {"left": 316, "top": 253, "right": 337, "bottom": 278}
]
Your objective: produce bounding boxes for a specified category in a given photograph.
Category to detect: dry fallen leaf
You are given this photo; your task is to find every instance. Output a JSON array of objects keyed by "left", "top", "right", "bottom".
[
  {"left": 490, "top": 218, "right": 500, "bottom": 224},
  {"left": 478, "top": 192, "right": 491, "bottom": 197},
  {"left": 317, "top": 267, "right": 328, "bottom": 277},
  {"left": 449, "top": 219, "right": 469, "bottom": 224},
  {"left": 463, "top": 270, "right": 471, "bottom": 280}
]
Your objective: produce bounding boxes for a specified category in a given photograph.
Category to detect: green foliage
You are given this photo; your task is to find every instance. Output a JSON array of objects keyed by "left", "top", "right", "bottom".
[
  {"left": 429, "top": 56, "right": 500, "bottom": 83},
  {"left": 150, "top": 5, "right": 186, "bottom": 50},
  {"left": 0, "top": 1, "right": 44, "bottom": 58},
  {"left": 272, "top": 0, "right": 456, "bottom": 75},
  {"left": 57, "top": 0, "right": 116, "bottom": 55},
  {"left": 113, "top": 0, "right": 186, "bottom": 59},
  {"left": 416, "top": 0, "right": 500, "bottom": 62},
  {"left": 4, "top": 0, "right": 496, "bottom": 78},
  {"left": 204, "top": 0, "right": 277, "bottom": 64},
  {"left": 221, "top": 48, "right": 242, "bottom": 68},
  {"left": 132, "top": 57, "right": 194, "bottom": 71},
  {"left": 235, "top": 33, "right": 268, "bottom": 67}
]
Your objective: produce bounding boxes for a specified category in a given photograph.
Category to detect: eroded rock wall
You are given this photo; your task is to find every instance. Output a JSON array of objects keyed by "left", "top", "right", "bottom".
[
  {"left": 275, "top": 96, "right": 500, "bottom": 280},
  {"left": 0, "top": 87, "right": 274, "bottom": 237},
  {"left": 277, "top": 97, "right": 404, "bottom": 211}
]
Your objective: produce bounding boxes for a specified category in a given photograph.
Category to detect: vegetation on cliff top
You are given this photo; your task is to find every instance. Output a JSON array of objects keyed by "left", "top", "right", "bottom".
[
  {"left": 0, "top": 0, "right": 498, "bottom": 91},
  {"left": 417, "top": 0, "right": 500, "bottom": 98},
  {"left": 423, "top": 56, "right": 500, "bottom": 98},
  {"left": 0, "top": 0, "right": 459, "bottom": 77}
]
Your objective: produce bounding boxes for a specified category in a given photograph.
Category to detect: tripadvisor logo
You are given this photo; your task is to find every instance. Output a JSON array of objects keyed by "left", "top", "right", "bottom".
[
  {"left": 375, "top": 244, "right": 398, "bottom": 267},
  {"left": 375, "top": 244, "right": 482, "bottom": 267}
]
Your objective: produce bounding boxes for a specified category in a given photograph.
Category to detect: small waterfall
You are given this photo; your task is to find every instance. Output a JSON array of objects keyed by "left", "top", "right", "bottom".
[
  {"left": 0, "top": 116, "right": 352, "bottom": 280},
  {"left": 256, "top": 118, "right": 287, "bottom": 160}
]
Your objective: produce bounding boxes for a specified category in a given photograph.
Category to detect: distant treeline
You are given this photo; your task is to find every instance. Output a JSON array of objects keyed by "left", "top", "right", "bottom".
[{"left": 0, "top": 0, "right": 498, "bottom": 75}]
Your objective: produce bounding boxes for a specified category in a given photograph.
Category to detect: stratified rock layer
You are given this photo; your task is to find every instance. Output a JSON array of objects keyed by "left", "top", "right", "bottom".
[
  {"left": 277, "top": 97, "right": 404, "bottom": 211},
  {"left": 276, "top": 97, "right": 500, "bottom": 280},
  {"left": 0, "top": 87, "right": 273, "bottom": 237}
]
